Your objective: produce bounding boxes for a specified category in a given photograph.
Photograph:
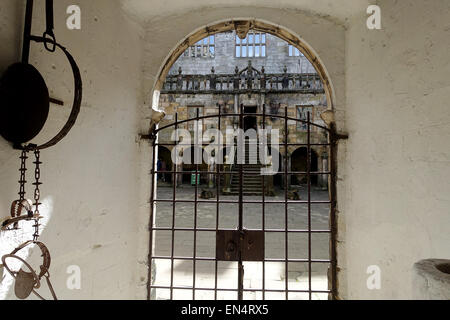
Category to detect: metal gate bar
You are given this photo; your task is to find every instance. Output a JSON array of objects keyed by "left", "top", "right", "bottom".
[
  {"left": 307, "top": 112, "right": 312, "bottom": 299},
  {"left": 261, "top": 105, "right": 266, "bottom": 300},
  {"left": 238, "top": 104, "right": 244, "bottom": 300},
  {"left": 214, "top": 106, "right": 221, "bottom": 299},
  {"left": 283, "top": 106, "right": 289, "bottom": 299},
  {"left": 169, "top": 113, "right": 178, "bottom": 299},
  {"left": 192, "top": 109, "right": 198, "bottom": 299},
  {"left": 147, "top": 132, "right": 156, "bottom": 299},
  {"left": 147, "top": 104, "right": 340, "bottom": 300}
]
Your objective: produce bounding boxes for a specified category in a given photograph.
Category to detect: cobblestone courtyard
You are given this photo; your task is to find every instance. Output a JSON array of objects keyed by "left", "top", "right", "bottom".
[{"left": 152, "top": 185, "right": 331, "bottom": 300}]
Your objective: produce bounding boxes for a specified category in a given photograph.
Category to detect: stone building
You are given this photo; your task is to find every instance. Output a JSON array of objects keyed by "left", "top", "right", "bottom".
[{"left": 157, "top": 31, "right": 329, "bottom": 192}]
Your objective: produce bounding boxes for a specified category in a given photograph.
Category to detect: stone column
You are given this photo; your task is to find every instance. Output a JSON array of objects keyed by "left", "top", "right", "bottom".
[{"left": 208, "top": 160, "right": 215, "bottom": 188}]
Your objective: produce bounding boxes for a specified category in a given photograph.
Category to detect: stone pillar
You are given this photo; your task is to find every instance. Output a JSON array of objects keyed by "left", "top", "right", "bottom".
[
  {"left": 176, "top": 163, "right": 182, "bottom": 186},
  {"left": 222, "top": 158, "right": 231, "bottom": 194},
  {"left": 208, "top": 160, "right": 215, "bottom": 188}
]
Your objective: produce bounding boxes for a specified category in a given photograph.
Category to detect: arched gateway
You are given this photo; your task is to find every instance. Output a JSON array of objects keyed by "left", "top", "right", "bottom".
[{"left": 146, "top": 19, "right": 343, "bottom": 301}]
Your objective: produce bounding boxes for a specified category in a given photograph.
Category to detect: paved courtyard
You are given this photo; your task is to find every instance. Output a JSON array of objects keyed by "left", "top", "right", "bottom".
[{"left": 151, "top": 184, "right": 331, "bottom": 300}]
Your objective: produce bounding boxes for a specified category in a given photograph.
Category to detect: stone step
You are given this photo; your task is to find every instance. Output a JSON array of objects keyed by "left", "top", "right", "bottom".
[
  {"left": 231, "top": 182, "right": 262, "bottom": 186},
  {"left": 228, "top": 191, "right": 262, "bottom": 195},
  {"left": 232, "top": 175, "right": 263, "bottom": 179}
]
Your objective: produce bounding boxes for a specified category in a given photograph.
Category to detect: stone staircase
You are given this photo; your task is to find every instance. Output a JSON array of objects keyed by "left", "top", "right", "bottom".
[{"left": 229, "top": 139, "right": 264, "bottom": 195}]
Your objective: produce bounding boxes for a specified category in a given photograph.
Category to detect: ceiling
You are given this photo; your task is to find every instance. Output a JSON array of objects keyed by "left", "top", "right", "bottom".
[{"left": 120, "top": 0, "right": 371, "bottom": 24}]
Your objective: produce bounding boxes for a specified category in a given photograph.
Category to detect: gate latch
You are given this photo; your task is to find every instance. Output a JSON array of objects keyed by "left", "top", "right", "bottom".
[{"left": 216, "top": 229, "right": 264, "bottom": 261}]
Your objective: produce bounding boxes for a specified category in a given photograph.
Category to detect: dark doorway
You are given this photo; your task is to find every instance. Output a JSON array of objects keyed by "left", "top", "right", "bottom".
[
  {"left": 243, "top": 106, "right": 257, "bottom": 131},
  {"left": 181, "top": 146, "right": 206, "bottom": 184},
  {"left": 157, "top": 146, "right": 172, "bottom": 183},
  {"left": 291, "top": 147, "right": 319, "bottom": 185}
]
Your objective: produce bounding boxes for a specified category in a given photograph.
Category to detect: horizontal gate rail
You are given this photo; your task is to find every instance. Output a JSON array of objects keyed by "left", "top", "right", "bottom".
[
  {"left": 152, "top": 199, "right": 331, "bottom": 204},
  {"left": 152, "top": 227, "right": 331, "bottom": 233},
  {"left": 154, "top": 112, "right": 331, "bottom": 133}
]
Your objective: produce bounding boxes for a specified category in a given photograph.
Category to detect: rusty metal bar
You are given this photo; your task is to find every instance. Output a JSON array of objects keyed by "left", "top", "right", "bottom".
[
  {"left": 169, "top": 113, "right": 178, "bottom": 300},
  {"left": 284, "top": 105, "right": 289, "bottom": 300},
  {"left": 307, "top": 112, "right": 312, "bottom": 300},
  {"left": 238, "top": 103, "right": 244, "bottom": 300},
  {"left": 214, "top": 104, "right": 221, "bottom": 299},
  {"left": 193, "top": 108, "right": 200, "bottom": 300},
  {"left": 21, "top": 0, "right": 34, "bottom": 64},
  {"left": 155, "top": 142, "right": 330, "bottom": 147},
  {"left": 146, "top": 138, "right": 157, "bottom": 300},
  {"left": 262, "top": 104, "right": 266, "bottom": 300},
  {"left": 155, "top": 113, "right": 331, "bottom": 133},
  {"left": 153, "top": 170, "right": 331, "bottom": 175},
  {"left": 153, "top": 199, "right": 332, "bottom": 204},
  {"left": 149, "top": 284, "right": 331, "bottom": 294},
  {"left": 153, "top": 227, "right": 331, "bottom": 233},
  {"left": 329, "top": 122, "right": 339, "bottom": 300},
  {"left": 152, "top": 256, "right": 331, "bottom": 263},
  {"left": 49, "top": 97, "right": 64, "bottom": 106}
]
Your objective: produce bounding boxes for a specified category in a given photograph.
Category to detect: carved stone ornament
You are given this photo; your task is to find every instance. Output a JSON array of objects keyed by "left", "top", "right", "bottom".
[{"left": 234, "top": 21, "right": 251, "bottom": 39}]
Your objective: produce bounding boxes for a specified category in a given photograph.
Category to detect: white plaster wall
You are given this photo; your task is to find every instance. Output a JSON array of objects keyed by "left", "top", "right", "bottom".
[
  {"left": 0, "top": 0, "right": 146, "bottom": 299},
  {"left": 2, "top": 0, "right": 448, "bottom": 300},
  {"left": 344, "top": 0, "right": 450, "bottom": 299}
]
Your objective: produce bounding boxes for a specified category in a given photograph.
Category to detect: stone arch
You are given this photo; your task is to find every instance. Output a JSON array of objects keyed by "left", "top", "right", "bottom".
[{"left": 150, "top": 18, "right": 336, "bottom": 113}]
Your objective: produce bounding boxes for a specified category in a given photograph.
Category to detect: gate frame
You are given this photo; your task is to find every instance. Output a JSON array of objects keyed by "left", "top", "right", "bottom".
[
  {"left": 145, "top": 18, "right": 347, "bottom": 300},
  {"left": 146, "top": 104, "right": 345, "bottom": 300}
]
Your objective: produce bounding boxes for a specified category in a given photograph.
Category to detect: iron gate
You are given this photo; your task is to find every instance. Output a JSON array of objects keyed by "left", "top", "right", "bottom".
[{"left": 147, "top": 104, "right": 341, "bottom": 300}]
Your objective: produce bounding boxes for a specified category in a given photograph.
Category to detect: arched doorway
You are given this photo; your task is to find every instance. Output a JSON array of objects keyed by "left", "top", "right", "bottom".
[
  {"left": 291, "top": 147, "right": 319, "bottom": 185},
  {"left": 147, "top": 19, "right": 338, "bottom": 301},
  {"left": 243, "top": 106, "right": 257, "bottom": 131},
  {"left": 157, "top": 146, "right": 173, "bottom": 184}
]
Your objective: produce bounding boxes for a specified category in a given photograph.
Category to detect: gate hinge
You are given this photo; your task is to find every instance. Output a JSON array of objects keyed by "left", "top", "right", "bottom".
[{"left": 139, "top": 110, "right": 165, "bottom": 141}]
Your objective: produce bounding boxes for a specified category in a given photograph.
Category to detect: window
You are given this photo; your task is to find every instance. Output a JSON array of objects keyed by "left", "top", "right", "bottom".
[
  {"left": 296, "top": 106, "right": 313, "bottom": 130},
  {"left": 288, "top": 45, "right": 304, "bottom": 57},
  {"left": 184, "top": 35, "right": 215, "bottom": 58},
  {"left": 235, "top": 32, "right": 266, "bottom": 58}
]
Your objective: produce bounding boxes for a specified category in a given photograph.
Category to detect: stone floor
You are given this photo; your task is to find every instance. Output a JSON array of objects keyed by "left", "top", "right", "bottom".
[{"left": 152, "top": 184, "right": 331, "bottom": 300}]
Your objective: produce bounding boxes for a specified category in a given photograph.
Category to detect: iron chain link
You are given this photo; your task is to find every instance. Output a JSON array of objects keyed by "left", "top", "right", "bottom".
[{"left": 32, "top": 149, "right": 42, "bottom": 242}]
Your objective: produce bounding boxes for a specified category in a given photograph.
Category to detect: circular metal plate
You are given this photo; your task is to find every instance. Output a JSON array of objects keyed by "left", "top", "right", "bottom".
[{"left": 0, "top": 63, "right": 49, "bottom": 144}]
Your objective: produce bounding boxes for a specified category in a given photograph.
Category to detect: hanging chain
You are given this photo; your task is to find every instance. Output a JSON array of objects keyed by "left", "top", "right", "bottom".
[
  {"left": 32, "top": 149, "right": 42, "bottom": 242},
  {"left": 18, "top": 150, "right": 28, "bottom": 201},
  {"left": 13, "top": 150, "right": 29, "bottom": 229}
]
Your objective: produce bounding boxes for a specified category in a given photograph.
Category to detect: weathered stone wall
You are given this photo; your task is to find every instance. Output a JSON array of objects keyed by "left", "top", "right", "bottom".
[
  {"left": 169, "top": 31, "right": 316, "bottom": 75},
  {"left": 158, "top": 92, "right": 327, "bottom": 147}
]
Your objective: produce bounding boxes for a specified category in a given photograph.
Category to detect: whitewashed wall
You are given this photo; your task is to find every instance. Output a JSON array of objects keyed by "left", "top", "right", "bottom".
[
  {"left": 343, "top": 0, "right": 450, "bottom": 299},
  {"left": 0, "top": 0, "right": 146, "bottom": 299}
]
